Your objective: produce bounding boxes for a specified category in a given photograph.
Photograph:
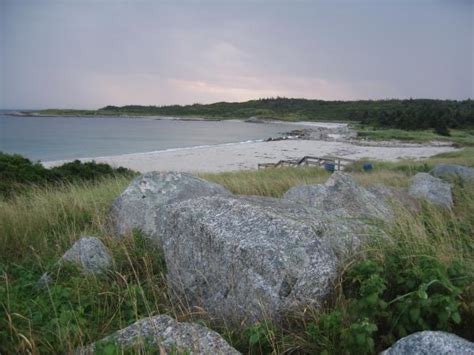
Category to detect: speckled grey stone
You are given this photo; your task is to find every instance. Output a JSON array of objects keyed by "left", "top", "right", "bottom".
[
  {"left": 110, "top": 171, "right": 230, "bottom": 244},
  {"left": 381, "top": 331, "right": 474, "bottom": 355},
  {"left": 38, "top": 237, "right": 112, "bottom": 287},
  {"left": 367, "top": 184, "right": 420, "bottom": 213},
  {"left": 408, "top": 173, "right": 453, "bottom": 208},
  {"left": 431, "top": 164, "right": 474, "bottom": 182},
  {"left": 283, "top": 172, "right": 394, "bottom": 221},
  {"left": 161, "top": 194, "right": 382, "bottom": 324},
  {"left": 60, "top": 237, "right": 112, "bottom": 273},
  {"left": 240, "top": 195, "right": 386, "bottom": 259},
  {"left": 79, "top": 314, "right": 240, "bottom": 354}
]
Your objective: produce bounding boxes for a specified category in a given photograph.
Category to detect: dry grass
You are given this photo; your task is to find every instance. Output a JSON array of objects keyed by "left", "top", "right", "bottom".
[
  {"left": 200, "top": 167, "right": 331, "bottom": 197},
  {"left": 0, "top": 177, "right": 130, "bottom": 264}
]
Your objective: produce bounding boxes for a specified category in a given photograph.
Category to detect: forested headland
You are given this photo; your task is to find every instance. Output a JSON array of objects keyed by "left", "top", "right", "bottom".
[{"left": 35, "top": 98, "right": 473, "bottom": 133}]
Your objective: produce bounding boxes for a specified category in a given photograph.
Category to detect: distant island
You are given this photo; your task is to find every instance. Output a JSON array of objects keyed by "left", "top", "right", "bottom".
[{"left": 17, "top": 97, "right": 474, "bottom": 133}]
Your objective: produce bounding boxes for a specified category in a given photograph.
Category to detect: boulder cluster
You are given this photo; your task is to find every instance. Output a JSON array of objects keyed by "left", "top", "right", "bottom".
[{"left": 45, "top": 165, "right": 473, "bottom": 353}]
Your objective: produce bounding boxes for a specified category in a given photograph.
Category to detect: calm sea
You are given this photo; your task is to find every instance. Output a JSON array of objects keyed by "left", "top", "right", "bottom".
[{"left": 0, "top": 114, "right": 307, "bottom": 161}]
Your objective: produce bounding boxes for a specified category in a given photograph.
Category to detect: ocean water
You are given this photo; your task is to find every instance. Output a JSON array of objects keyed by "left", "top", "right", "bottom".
[{"left": 0, "top": 114, "right": 308, "bottom": 161}]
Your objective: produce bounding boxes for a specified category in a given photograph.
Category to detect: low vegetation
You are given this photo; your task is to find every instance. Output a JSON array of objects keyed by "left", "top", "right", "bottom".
[
  {"left": 356, "top": 127, "right": 474, "bottom": 146},
  {"left": 0, "top": 152, "right": 136, "bottom": 198},
  {"left": 1, "top": 151, "right": 473, "bottom": 354}
]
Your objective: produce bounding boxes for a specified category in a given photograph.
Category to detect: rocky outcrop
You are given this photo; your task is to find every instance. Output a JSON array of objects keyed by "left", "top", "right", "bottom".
[
  {"left": 161, "top": 194, "right": 381, "bottom": 323},
  {"left": 430, "top": 164, "right": 474, "bottom": 182},
  {"left": 284, "top": 172, "right": 393, "bottom": 220},
  {"left": 273, "top": 125, "right": 357, "bottom": 142},
  {"left": 110, "top": 171, "right": 230, "bottom": 244},
  {"left": 38, "top": 237, "right": 112, "bottom": 286},
  {"left": 381, "top": 331, "right": 474, "bottom": 354},
  {"left": 79, "top": 315, "right": 240, "bottom": 354},
  {"left": 408, "top": 173, "right": 453, "bottom": 208}
]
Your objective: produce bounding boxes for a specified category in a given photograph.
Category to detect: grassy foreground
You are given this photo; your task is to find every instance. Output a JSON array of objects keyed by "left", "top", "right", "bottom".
[{"left": 1, "top": 152, "right": 473, "bottom": 354}]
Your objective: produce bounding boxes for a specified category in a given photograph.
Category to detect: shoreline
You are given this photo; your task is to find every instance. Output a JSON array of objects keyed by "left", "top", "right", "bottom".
[
  {"left": 5, "top": 111, "right": 354, "bottom": 125},
  {"left": 42, "top": 138, "right": 459, "bottom": 173}
]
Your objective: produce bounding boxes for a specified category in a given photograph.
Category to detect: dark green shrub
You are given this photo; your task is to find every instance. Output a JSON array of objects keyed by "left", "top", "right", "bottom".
[
  {"left": 0, "top": 152, "right": 136, "bottom": 198},
  {"left": 343, "top": 255, "right": 471, "bottom": 350},
  {"left": 303, "top": 255, "right": 471, "bottom": 354},
  {"left": 243, "top": 320, "right": 276, "bottom": 354},
  {"left": 0, "top": 153, "right": 52, "bottom": 196}
]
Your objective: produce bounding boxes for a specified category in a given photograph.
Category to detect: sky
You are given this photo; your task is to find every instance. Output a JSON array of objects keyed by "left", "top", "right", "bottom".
[{"left": 0, "top": 0, "right": 473, "bottom": 109}]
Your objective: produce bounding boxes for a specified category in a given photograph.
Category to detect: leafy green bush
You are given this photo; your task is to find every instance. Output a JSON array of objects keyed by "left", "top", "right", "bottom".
[
  {"left": 243, "top": 321, "right": 276, "bottom": 354},
  {"left": 0, "top": 153, "right": 51, "bottom": 196},
  {"left": 0, "top": 152, "right": 136, "bottom": 198},
  {"left": 303, "top": 256, "right": 471, "bottom": 355}
]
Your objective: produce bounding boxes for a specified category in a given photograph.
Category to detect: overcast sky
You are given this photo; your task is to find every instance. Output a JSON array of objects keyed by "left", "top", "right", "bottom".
[{"left": 1, "top": 0, "right": 472, "bottom": 109}]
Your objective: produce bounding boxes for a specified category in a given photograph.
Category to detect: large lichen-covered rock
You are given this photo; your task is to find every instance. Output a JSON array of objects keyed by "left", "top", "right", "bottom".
[
  {"left": 408, "top": 173, "right": 453, "bottom": 208},
  {"left": 381, "top": 331, "right": 474, "bottom": 354},
  {"left": 110, "top": 171, "right": 230, "bottom": 244},
  {"left": 79, "top": 315, "right": 240, "bottom": 354},
  {"left": 283, "top": 172, "right": 393, "bottom": 220},
  {"left": 161, "top": 194, "right": 367, "bottom": 324},
  {"left": 240, "top": 195, "right": 385, "bottom": 259},
  {"left": 38, "top": 237, "right": 112, "bottom": 287},
  {"left": 430, "top": 164, "right": 474, "bottom": 182}
]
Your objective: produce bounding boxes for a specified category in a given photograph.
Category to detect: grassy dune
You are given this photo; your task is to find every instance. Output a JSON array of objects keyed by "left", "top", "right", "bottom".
[
  {"left": 356, "top": 128, "right": 474, "bottom": 146},
  {"left": 1, "top": 152, "right": 473, "bottom": 353},
  {"left": 201, "top": 148, "right": 474, "bottom": 195}
]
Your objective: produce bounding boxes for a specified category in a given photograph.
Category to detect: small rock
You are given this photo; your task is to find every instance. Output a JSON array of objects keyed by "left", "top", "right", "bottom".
[
  {"left": 284, "top": 172, "right": 393, "bottom": 220},
  {"left": 37, "top": 273, "right": 53, "bottom": 288},
  {"left": 430, "top": 164, "right": 474, "bottom": 182},
  {"left": 110, "top": 171, "right": 230, "bottom": 245},
  {"left": 381, "top": 331, "right": 474, "bottom": 354},
  {"left": 79, "top": 314, "right": 240, "bottom": 354},
  {"left": 408, "top": 173, "right": 453, "bottom": 208},
  {"left": 60, "top": 237, "right": 112, "bottom": 274},
  {"left": 38, "top": 237, "right": 112, "bottom": 287}
]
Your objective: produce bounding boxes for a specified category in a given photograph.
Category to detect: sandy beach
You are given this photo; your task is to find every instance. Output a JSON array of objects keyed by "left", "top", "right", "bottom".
[{"left": 42, "top": 138, "right": 458, "bottom": 173}]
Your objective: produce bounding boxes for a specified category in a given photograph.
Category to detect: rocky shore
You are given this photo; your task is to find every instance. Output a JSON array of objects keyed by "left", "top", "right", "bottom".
[{"left": 41, "top": 166, "right": 473, "bottom": 353}]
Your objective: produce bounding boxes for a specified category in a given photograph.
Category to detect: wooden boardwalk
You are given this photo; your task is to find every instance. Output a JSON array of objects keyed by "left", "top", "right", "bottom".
[{"left": 258, "top": 155, "right": 354, "bottom": 170}]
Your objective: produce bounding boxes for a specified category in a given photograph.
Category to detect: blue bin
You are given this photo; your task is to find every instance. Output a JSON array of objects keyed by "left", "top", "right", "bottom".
[
  {"left": 363, "top": 163, "right": 373, "bottom": 172},
  {"left": 324, "top": 163, "right": 336, "bottom": 172}
]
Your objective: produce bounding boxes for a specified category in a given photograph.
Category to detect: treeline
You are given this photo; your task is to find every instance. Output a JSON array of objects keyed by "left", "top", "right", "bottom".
[
  {"left": 0, "top": 153, "right": 135, "bottom": 198},
  {"left": 95, "top": 98, "right": 473, "bottom": 132},
  {"left": 35, "top": 98, "right": 473, "bottom": 133}
]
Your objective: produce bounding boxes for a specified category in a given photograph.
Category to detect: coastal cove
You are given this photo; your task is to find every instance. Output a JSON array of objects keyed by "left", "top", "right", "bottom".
[
  {"left": 0, "top": 114, "right": 314, "bottom": 162},
  {"left": 1, "top": 113, "right": 460, "bottom": 173}
]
